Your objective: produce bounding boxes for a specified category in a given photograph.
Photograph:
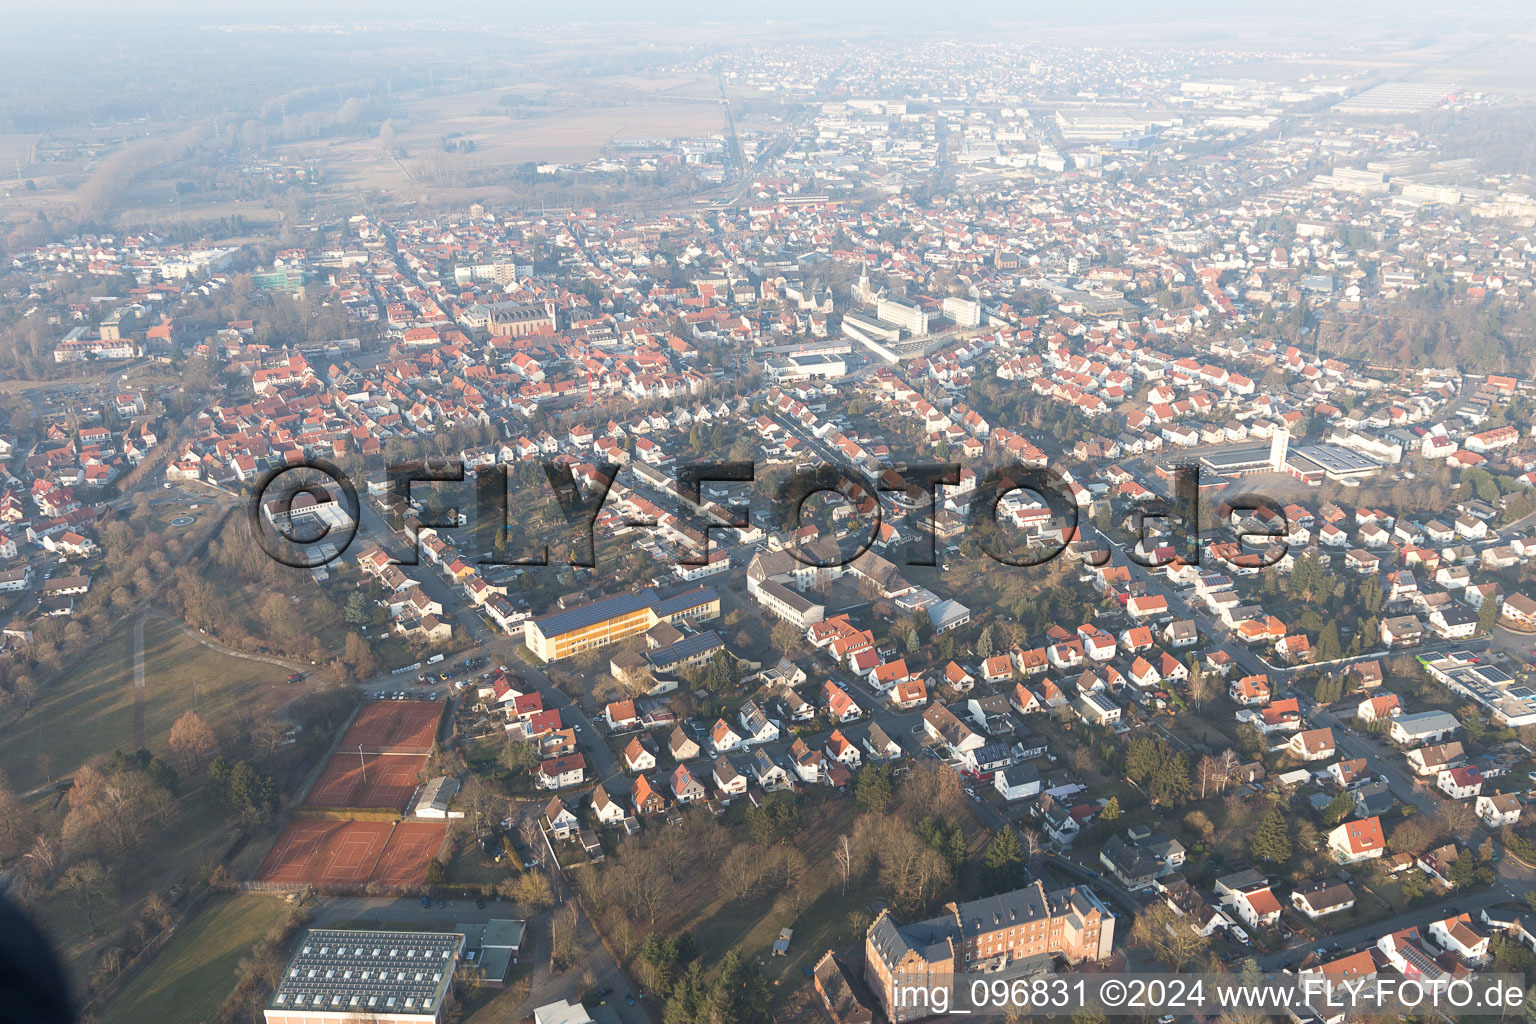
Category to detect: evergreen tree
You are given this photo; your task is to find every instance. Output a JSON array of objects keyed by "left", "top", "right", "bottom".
[
  {"left": 703, "top": 951, "right": 771, "bottom": 1024},
  {"left": 917, "top": 815, "right": 967, "bottom": 869},
  {"left": 344, "top": 591, "right": 372, "bottom": 627},
  {"left": 1478, "top": 597, "right": 1500, "bottom": 633},
  {"left": 1249, "top": 809, "right": 1292, "bottom": 863},
  {"left": 983, "top": 828, "right": 1026, "bottom": 891},
  {"left": 856, "top": 763, "right": 893, "bottom": 812},
  {"left": 1323, "top": 790, "right": 1355, "bottom": 825},
  {"left": 1448, "top": 852, "right": 1481, "bottom": 890},
  {"left": 976, "top": 624, "right": 994, "bottom": 659},
  {"left": 1317, "top": 620, "right": 1342, "bottom": 662},
  {"left": 1359, "top": 575, "right": 1383, "bottom": 614},
  {"left": 663, "top": 962, "right": 706, "bottom": 1024}
]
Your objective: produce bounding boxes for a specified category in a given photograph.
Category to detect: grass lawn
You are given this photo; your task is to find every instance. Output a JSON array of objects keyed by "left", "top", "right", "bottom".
[
  {"left": 449, "top": 847, "right": 515, "bottom": 890},
  {"left": 105, "top": 894, "right": 290, "bottom": 1024},
  {"left": 0, "top": 617, "right": 295, "bottom": 790}
]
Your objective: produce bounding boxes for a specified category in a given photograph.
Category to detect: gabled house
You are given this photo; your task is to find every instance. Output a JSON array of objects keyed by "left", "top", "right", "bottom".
[
  {"left": 632, "top": 774, "right": 668, "bottom": 816},
  {"left": 1429, "top": 913, "right": 1489, "bottom": 967},
  {"left": 964, "top": 694, "right": 1014, "bottom": 736},
  {"left": 710, "top": 717, "right": 744, "bottom": 754},
  {"left": 1033, "top": 793, "right": 1080, "bottom": 846},
  {"left": 605, "top": 699, "right": 640, "bottom": 730},
  {"left": 670, "top": 725, "right": 701, "bottom": 762},
  {"left": 789, "top": 737, "right": 825, "bottom": 783},
  {"left": 993, "top": 762, "right": 1041, "bottom": 802},
  {"left": 544, "top": 797, "right": 580, "bottom": 839},
  {"left": 824, "top": 681, "right": 863, "bottom": 722},
  {"left": 1099, "top": 834, "right": 1161, "bottom": 891},
  {"left": 981, "top": 654, "right": 1014, "bottom": 684},
  {"left": 1417, "top": 844, "right": 1462, "bottom": 888},
  {"left": 1476, "top": 792, "right": 1522, "bottom": 829},
  {"left": 963, "top": 742, "right": 1013, "bottom": 779},
  {"left": 1329, "top": 757, "right": 1369, "bottom": 789},
  {"left": 868, "top": 659, "right": 911, "bottom": 693},
  {"left": 1288, "top": 728, "right": 1336, "bottom": 762},
  {"left": 1008, "top": 682, "right": 1041, "bottom": 716},
  {"left": 943, "top": 661, "right": 976, "bottom": 690},
  {"left": 1223, "top": 880, "right": 1283, "bottom": 930},
  {"left": 1357, "top": 693, "right": 1401, "bottom": 723},
  {"left": 1328, "top": 816, "right": 1386, "bottom": 864},
  {"left": 738, "top": 699, "right": 781, "bottom": 745},
  {"left": 536, "top": 753, "right": 586, "bottom": 790},
  {"left": 1075, "top": 691, "right": 1121, "bottom": 727},
  {"left": 623, "top": 735, "right": 659, "bottom": 774},
  {"left": 591, "top": 783, "right": 626, "bottom": 826},
  {"left": 863, "top": 723, "right": 902, "bottom": 762},
  {"left": 750, "top": 749, "right": 793, "bottom": 791},
  {"left": 1291, "top": 879, "right": 1356, "bottom": 920},
  {"left": 824, "top": 729, "right": 863, "bottom": 768},
  {"left": 922, "top": 703, "right": 984, "bottom": 757},
  {"left": 1352, "top": 780, "right": 1398, "bottom": 818},
  {"left": 1229, "top": 674, "right": 1271, "bottom": 706},
  {"left": 712, "top": 756, "right": 748, "bottom": 798},
  {"left": 888, "top": 677, "right": 928, "bottom": 710},
  {"left": 670, "top": 764, "right": 707, "bottom": 805},
  {"left": 1437, "top": 766, "right": 1482, "bottom": 800},
  {"left": 1407, "top": 741, "right": 1464, "bottom": 775}
]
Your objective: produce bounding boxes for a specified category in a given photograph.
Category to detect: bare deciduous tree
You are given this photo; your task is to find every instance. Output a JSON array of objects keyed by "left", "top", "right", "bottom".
[
  {"left": 59, "top": 859, "right": 113, "bottom": 935},
  {"left": 1019, "top": 826, "right": 1044, "bottom": 862},
  {"left": 168, "top": 710, "right": 217, "bottom": 772}
]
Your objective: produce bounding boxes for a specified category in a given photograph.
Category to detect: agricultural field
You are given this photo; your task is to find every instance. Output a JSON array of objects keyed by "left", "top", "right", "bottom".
[{"left": 268, "top": 98, "right": 725, "bottom": 196}]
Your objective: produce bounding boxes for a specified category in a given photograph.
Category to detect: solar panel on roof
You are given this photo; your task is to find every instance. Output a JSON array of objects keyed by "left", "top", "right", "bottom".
[{"left": 268, "top": 929, "right": 464, "bottom": 1017}]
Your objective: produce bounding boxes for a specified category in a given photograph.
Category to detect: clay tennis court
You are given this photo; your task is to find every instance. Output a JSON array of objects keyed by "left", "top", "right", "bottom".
[
  {"left": 255, "top": 820, "right": 446, "bottom": 887},
  {"left": 372, "top": 821, "right": 449, "bottom": 886},
  {"left": 304, "top": 751, "right": 426, "bottom": 811},
  {"left": 340, "top": 700, "right": 442, "bottom": 754},
  {"left": 255, "top": 820, "right": 393, "bottom": 886}
]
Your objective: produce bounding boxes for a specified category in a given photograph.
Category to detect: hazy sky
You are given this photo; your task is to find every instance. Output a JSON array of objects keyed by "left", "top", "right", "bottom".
[
  {"left": 8, "top": 0, "right": 1536, "bottom": 67},
  {"left": 15, "top": 0, "right": 1525, "bottom": 32}
]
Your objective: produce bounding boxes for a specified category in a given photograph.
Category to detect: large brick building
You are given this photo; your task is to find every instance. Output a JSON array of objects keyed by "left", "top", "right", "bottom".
[
  {"left": 486, "top": 302, "right": 555, "bottom": 338},
  {"left": 864, "top": 883, "right": 1115, "bottom": 1022}
]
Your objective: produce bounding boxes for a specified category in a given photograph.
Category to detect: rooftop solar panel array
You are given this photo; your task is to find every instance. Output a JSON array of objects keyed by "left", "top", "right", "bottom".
[{"left": 269, "top": 929, "right": 464, "bottom": 1016}]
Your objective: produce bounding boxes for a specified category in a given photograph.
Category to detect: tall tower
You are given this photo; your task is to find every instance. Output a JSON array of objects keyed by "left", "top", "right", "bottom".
[{"left": 1269, "top": 428, "right": 1290, "bottom": 473}]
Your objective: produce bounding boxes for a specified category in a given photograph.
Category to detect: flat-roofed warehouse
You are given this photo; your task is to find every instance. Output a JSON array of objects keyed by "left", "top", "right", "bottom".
[
  {"left": 265, "top": 928, "right": 465, "bottom": 1024},
  {"left": 1197, "top": 441, "right": 1382, "bottom": 485}
]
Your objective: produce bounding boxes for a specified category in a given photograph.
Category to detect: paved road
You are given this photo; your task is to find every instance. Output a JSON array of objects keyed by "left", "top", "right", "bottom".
[
  {"left": 1303, "top": 703, "right": 1437, "bottom": 814},
  {"left": 158, "top": 611, "right": 311, "bottom": 671},
  {"left": 357, "top": 498, "right": 494, "bottom": 645},
  {"left": 132, "top": 614, "right": 149, "bottom": 748}
]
